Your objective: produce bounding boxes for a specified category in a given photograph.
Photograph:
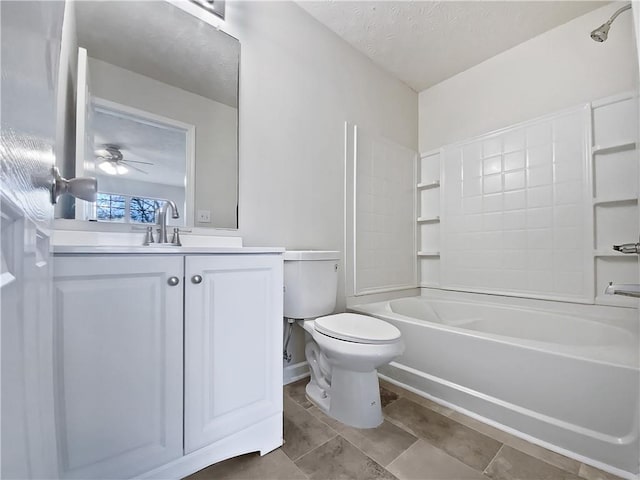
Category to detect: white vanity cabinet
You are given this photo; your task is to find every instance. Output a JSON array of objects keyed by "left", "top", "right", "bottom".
[
  {"left": 52, "top": 255, "right": 184, "bottom": 479},
  {"left": 184, "top": 255, "right": 283, "bottom": 453},
  {"left": 52, "top": 251, "right": 284, "bottom": 480}
]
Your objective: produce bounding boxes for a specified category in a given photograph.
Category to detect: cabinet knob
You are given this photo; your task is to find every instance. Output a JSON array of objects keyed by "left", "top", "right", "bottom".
[
  {"left": 167, "top": 276, "right": 180, "bottom": 286},
  {"left": 191, "top": 275, "right": 203, "bottom": 284}
]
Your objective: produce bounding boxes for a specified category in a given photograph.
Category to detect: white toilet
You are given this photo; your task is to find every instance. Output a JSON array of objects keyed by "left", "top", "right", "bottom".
[{"left": 284, "top": 250, "right": 404, "bottom": 429}]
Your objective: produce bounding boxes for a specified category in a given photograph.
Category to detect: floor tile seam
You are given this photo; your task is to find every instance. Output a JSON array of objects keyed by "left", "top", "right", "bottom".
[
  {"left": 290, "top": 432, "right": 339, "bottom": 464},
  {"left": 283, "top": 394, "right": 310, "bottom": 411},
  {"left": 506, "top": 442, "right": 582, "bottom": 476},
  {"left": 382, "top": 414, "right": 419, "bottom": 438},
  {"left": 304, "top": 408, "right": 344, "bottom": 436},
  {"left": 336, "top": 432, "right": 399, "bottom": 477},
  {"left": 483, "top": 443, "right": 505, "bottom": 476},
  {"left": 447, "top": 413, "right": 581, "bottom": 475},
  {"left": 385, "top": 437, "right": 421, "bottom": 472},
  {"left": 392, "top": 387, "right": 456, "bottom": 418}
]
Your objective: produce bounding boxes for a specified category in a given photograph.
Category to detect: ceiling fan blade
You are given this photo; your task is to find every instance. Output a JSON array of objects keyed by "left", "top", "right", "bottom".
[
  {"left": 122, "top": 159, "right": 154, "bottom": 165},
  {"left": 124, "top": 162, "right": 149, "bottom": 174}
]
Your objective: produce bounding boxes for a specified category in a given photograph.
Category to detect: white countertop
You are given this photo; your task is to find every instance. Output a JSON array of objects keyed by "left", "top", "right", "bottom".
[
  {"left": 51, "top": 229, "right": 283, "bottom": 255},
  {"left": 53, "top": 245, "right": 285, "bottom": 255}
]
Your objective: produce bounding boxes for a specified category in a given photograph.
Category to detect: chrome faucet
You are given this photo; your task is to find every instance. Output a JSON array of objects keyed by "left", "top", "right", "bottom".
[
  {"left": 155, "top": 200, "right": 180, "bottom": 244},
  {"left": 605, "top": 282, "right": 640, "bottom": 298}
]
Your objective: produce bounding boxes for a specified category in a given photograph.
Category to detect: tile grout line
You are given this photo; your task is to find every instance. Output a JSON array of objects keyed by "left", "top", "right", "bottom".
[
  {"left": 483, "top": 443, "right": 505, "bottom": 476},
  {"left": 385, "top": 437, "right": 420, "bottom": 472},
  {"left": 336, "top": 433, "right": 399, "bottom": 476},
  {"left": 290, "top": 432, "right": 339, "bottom": 464}
]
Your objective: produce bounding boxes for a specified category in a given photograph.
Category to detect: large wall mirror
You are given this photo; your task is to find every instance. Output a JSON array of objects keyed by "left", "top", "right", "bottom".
[{"left": 56, "top": 0, "right": 239, "bottom": 229}]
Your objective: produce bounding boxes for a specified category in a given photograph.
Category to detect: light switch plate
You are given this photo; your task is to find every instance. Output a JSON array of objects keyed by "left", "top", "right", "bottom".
[{"left": 197, "top": 210, "right": 211, "bottom": 223}]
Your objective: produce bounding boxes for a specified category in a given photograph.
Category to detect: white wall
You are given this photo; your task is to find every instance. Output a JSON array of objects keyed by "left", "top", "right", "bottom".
[
  {"left": 87, "top": 57, "right": 238, "bottom": 228},
  {"left": 218, "top": 2, "right": 418, "bottom": 367},
  {"left": 220, "top": 2, "right": 418, "bottom": 288},
  {"left": 419, "top": 3, "right": 639, "bottom": 152}
]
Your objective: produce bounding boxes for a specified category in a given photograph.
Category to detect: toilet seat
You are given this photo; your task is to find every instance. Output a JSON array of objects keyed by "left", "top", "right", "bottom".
[{"left": 314, "top": 313, "right": 401, "bottom": 344}]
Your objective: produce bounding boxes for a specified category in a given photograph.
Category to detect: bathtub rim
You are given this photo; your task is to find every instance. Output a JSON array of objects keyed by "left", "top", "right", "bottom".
[{"left": 350, "top": 297, "right": 639, "bottom": 371}]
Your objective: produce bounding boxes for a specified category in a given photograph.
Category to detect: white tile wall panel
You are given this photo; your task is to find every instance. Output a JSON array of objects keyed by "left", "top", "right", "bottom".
[
  {"left": 593, "top": 97, "right": 639, "bottom": 147},
  {"left": 595, "top": 202, "right": 639, "bottom": 252},
  {"left": 594, "top": 148, "right": 638, "bottom": 199},
  {"left": 355, "top": 127, "right": 416, "bottom": 295},
  {"left": 441, "top": 105, "right": 592, "bottom": 301}
]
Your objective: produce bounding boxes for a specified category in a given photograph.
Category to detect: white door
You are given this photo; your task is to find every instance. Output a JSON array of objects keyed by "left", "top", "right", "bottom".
[
  {"left": 184, "top": 254, "right": 283, "bottom": 454},
  {"left": 0, "top": 2, "right": 64, "bottom": 478},
  {"left": 52, "top": 255, "right": 184, "bottom": 479}
]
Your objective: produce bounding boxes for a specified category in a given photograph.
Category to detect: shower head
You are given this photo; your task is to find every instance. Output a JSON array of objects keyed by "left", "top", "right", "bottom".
[
  {"left": 590, "top": 22, "right": 611, "bottom": 42},
  {"left": 590, "top": 3, "right": 631, "bottom": 42}
]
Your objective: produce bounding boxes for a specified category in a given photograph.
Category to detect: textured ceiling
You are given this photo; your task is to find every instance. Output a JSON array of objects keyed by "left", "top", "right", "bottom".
[
  {"left": 297, "top": 1, "right": 609, "bottom": 92},
  {"left": 75, "top": 1, "right": 239, "bottom": 107}
]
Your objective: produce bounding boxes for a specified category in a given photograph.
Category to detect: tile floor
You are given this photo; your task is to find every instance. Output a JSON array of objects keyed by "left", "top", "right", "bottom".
[{"left": 186, "top": 378, "right": 623, "bottom": 480}]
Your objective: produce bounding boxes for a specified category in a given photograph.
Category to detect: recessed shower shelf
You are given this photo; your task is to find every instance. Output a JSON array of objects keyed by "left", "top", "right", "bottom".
[
  {"left": 592, "top": 140, "right": 636, "bottom": 155},
  {"left": 417, "top": 181, "right": 440, "bottom": 190},
  {"left": 417, "top": 251, "right": 440, "bottom": 257},
  {"left": 417, "top": 216, "right": 440, "bottom": 223},
  {"left": 592, "top": 196, "right": 638, "bottom": 206}
]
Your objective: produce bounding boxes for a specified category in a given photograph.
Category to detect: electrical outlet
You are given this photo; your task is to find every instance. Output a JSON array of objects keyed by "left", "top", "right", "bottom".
[{"left": 197, "top": 210, "right": 211, "bottom": 223}]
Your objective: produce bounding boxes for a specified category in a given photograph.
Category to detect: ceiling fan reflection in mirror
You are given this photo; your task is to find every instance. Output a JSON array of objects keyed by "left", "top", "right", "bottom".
[{"left": 95, "top": 144, "right": 154, "bottom": 175}]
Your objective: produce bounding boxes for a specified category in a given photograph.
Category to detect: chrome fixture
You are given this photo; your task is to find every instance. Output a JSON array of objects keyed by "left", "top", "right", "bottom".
[
  {"left": 50, "top": 166, "right": 97, "bottom": 205},
  {"left": 612, "top": 236, "right": 640, "bottom": 254},
  {"left": 155, "top": 200, "right": 180, "bottom": 245},
  {"left": 613, "top": 241, "right": 640, "bottom": 254},
  {"left": 143, "top": 226, "right": 155, "bottom": 245},
  {"left": 605, "top": 282, "right": 640, "bottom": 298},
  {"left": 590, "top": 3, "right": 631, "bottom": 42},
  {"left": 171, "top": 227, "right": 182, "bottom": 247},
  {"left": 167, "top": 276, "right": 180, "bottom": 286}
]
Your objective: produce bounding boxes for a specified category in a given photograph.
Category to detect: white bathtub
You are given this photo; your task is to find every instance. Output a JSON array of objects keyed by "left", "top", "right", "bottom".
[{"left": 350, "top": 293, "right": 639, "bottom": 478}]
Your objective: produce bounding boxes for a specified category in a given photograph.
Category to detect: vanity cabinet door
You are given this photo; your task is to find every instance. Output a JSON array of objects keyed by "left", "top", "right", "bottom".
[
  {"left": 184, "top": 254, "right": 283, "bottom": 454},
  {"left": 52, "top": 255, "right": 183, "bottom": 479}
]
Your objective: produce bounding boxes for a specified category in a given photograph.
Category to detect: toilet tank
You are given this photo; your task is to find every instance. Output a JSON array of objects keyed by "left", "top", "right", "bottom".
[{"left": 283, "top": 250, "right": 340, "bottom": 319}]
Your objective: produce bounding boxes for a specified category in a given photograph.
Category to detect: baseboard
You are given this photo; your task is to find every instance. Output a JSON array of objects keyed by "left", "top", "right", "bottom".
[{"left": 283, "top": 361, "right": 309, "bottom": 385}]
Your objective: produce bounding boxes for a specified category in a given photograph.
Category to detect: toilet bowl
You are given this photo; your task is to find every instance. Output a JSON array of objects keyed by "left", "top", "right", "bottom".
[
  {"left": 302, "top": 313, "right": 404, "bottom": 428},
  {"left": 283, "top": 251, "right": 404, "bottom": 429}
]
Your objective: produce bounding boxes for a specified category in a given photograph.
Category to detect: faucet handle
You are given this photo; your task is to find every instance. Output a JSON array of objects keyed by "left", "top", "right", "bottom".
[
  {"left": 171, "top": 227, "right": 182, "bottom": 247},
  {"left": 143, "top": 226, "right": 155, "bottom": 245}
]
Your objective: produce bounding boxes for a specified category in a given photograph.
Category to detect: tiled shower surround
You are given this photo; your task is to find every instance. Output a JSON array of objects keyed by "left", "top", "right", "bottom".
[
  {"left": 419, "top": 93, "right": 638, "bottom": 307},
  {"left": 440, "top": 105, "right": 591, "bottom": 301}
]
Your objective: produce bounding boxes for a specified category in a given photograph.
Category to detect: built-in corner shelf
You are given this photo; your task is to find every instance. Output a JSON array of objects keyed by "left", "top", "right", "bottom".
[
  {"left": 591, "top": 140, "right": 636, "bottom": 155},
  {"left": 417, "top": 216, "right": 440, "bottom": 224},
  {"left": 417, "top": 180, "right": 440, "bottom": 190},
  {"left": 417, "top": 251, "right": 440, "bottom": 257},
  {"left": 592, "top": 196, "right": 638, "bottom": 206}
]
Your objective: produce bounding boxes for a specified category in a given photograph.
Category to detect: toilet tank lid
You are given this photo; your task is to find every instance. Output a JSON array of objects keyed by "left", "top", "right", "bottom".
[{"left": 284, "top": 250, "right": 340, "bottom": 261}]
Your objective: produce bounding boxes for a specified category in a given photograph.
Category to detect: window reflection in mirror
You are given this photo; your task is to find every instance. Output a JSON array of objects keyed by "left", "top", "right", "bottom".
[{"left": 55, "top": 0, "right": 239, "bottom": 229}]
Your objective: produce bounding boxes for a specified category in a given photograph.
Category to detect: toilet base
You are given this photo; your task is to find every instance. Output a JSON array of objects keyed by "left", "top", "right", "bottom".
[{"left": 306, "top": 368, "right": 383, "bottom": 429}]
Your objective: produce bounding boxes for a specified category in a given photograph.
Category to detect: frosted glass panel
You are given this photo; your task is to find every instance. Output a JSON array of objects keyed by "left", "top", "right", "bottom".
[{"left": 440, "top": 106, "right": 592, "bottom": 301}]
